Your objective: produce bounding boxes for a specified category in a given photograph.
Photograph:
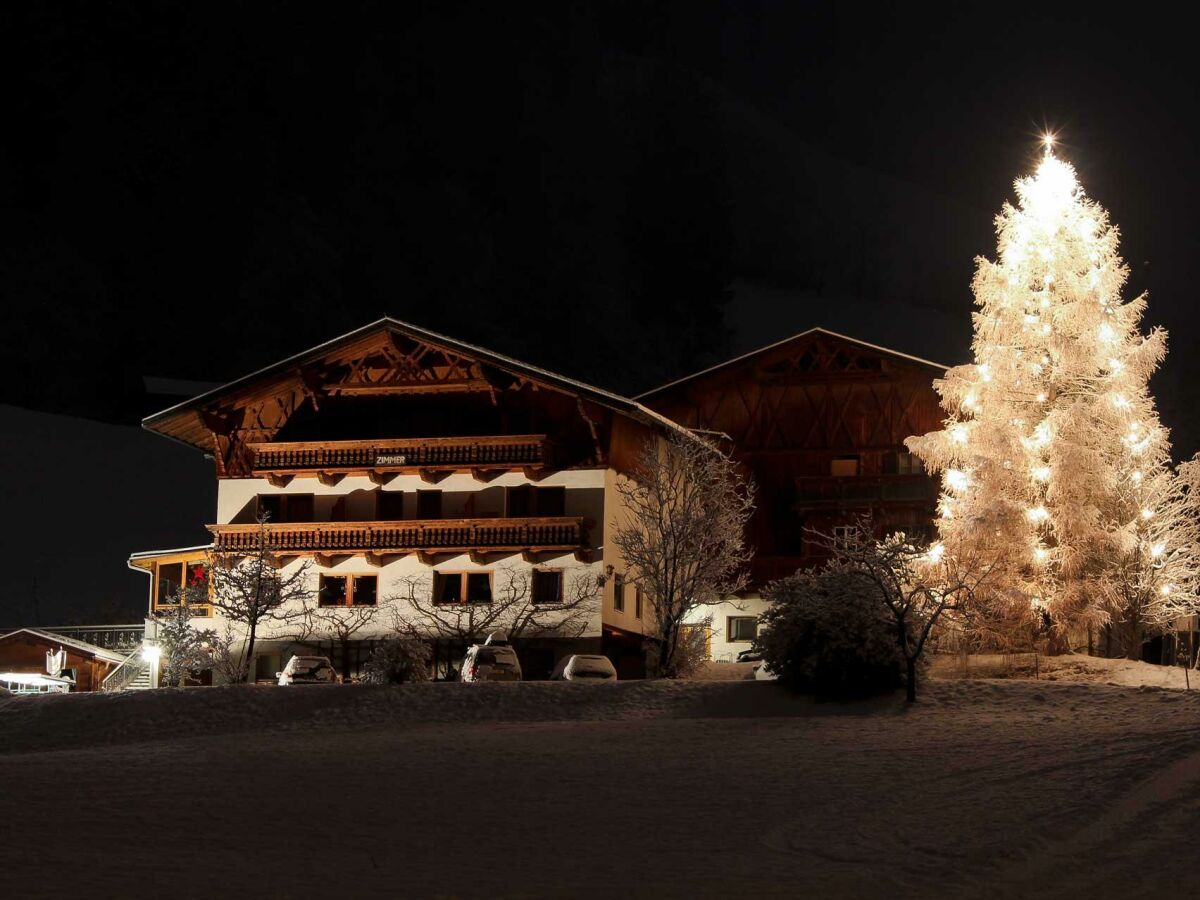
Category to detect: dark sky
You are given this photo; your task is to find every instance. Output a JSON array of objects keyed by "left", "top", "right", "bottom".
[{"left": 3, "top": 2, "right": 1198, "bottom": 449}]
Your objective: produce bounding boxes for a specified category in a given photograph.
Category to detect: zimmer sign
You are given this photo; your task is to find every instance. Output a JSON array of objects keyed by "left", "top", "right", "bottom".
[{"left": 375, "top": 453, "right": 408, "bottom": 466}]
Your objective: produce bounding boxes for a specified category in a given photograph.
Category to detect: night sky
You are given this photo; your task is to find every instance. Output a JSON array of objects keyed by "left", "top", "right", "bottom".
[{"left": 3, "top": 4, "right": 1199, "bottom": 490}]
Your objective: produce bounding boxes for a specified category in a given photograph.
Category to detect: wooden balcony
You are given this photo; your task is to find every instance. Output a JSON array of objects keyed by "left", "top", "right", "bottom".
[
  {"left": 208, "top": 516, "right": 586, "bottom": 559},
  {"left": 794, "top": 474, "right": 937, "bottom": 507},
  {"left": 246, "top": 435, "right": 550, "bottom": 484}
]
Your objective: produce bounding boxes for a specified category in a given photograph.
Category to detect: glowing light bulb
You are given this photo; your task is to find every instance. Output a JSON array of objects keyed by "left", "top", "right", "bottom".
[
  {"left": 1098, "top": 323, "right": 1116, "bottom": 343},
  {"left": 1027, "top": 506, "right": 1050, "bottom": 523},
  {"left": 1024, "top": 314, "right": 1039, "bottom": 325},
  {"left": 1162, "top": 585, "right": 1173, "bottom": 596},
  {"left": 1034, "top": 422, "right": 1051, "bottom": 447},
  {"left": 1151, "top": 542, "right": 1166, "bottom": 558},
  {"left": 978, "top": 364, "right": 992, "bottom": 382},
  {"left": 1131, "top": 470, "right": 1143, "bottom": 485},
  {"left": 926, "top": 543, "right": 945, "bottom": 564},
  {"left": 1032, "top": 466, "right": 1051, "bottom": 482},
  {"left": 1034, "top": 546, "right": 1048, "bottom": 563},
  {"left": 1044, "top": 274, "right": 1054, "bottom": 285},
  {"left": 1141, "top": 508, "right": 1153, "bottom": 520},
  {"left": 1036, "top": 392, "right": 1046, "bottom": 403},
  {"left": 1108, "top": 357, "right": 1124, "bottom": 374},
  {"left": 951, "top": 424, "right": 968, "bottom": 445},
  {"left": 1112, "top": 394, "right": 1130, "bottom": 409}
]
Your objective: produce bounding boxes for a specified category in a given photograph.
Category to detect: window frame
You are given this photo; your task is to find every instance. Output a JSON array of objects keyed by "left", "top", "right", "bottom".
[
  {"left": 318, "top": 573, "right": 379, "bottom": 608},
  {"left": 613, "top": 574, "right": 626, "bottom": 613},
  {"left": 531, "top": 569, "right": 564, "bottom": 605},
  {"left": 727, "top": 616, "right": 758, "bottom": 643},
  {"left": 433, "top": 571, "right": 494, "bottom": 605},
  {"left": 153, "top": 558, "right": 213, "bottom": 616}
]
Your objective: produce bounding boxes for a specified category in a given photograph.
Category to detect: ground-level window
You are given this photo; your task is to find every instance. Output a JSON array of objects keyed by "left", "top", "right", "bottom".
[
  {"left": 319, "top": 574, "right": 378, "bottom": 607},
  {"left": 728, "top": 616, "right": 757, "bottom": 642},
  {"left": 434, "top": 572, "right": 493, "bottom": 605},
  {"left": 832, "top": 525, "right": 861, "bottom": 548},
  {"left": 532, "top": 569, "right": 563, "bottom": 604}
]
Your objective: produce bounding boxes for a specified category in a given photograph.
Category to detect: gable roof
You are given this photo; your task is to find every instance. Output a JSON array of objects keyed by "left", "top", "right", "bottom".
[
  {"left": 636, "top": 326, "right": 950, "bottom": 400},
  {"left": 143, "top": 317, "right": 695, "bottom": 452},
  {"left": 0, "top": 628, "right": 128, "bottom": 664}
]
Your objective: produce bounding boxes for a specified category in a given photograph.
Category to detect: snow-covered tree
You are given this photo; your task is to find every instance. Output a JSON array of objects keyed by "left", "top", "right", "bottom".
[
  {"left": 908, "top": 139, "right": 1199, "bottom": 649},
  {"left": 153, "top": 584, "right": 216, "bottom": 687},
  {"left": 611, "top": 433, "right": 755, "bottom": 677}
]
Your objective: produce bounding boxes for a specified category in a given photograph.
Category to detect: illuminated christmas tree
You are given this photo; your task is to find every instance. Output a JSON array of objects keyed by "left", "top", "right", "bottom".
[{"left": 908, "top": 138, "right": 1199, "bottom": 652}]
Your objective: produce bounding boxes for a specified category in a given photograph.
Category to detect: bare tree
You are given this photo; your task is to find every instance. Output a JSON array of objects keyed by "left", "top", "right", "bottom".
[
  {"left": 807, "top": 515, "right": 1000, "bottom": 702},
  {"left": 388, "top": 566, "right": 597, "bottom": 646},
  {"left": 296, "top": 596, "right": 394, "bottom": 682},
  {"left": 612, "top": 433, "right": 755, "bottom": 677},
  {"left": 208, "top": 515, "right": 313, "bottom": 682},
  {"left": 209, "top": 623, "right": 249, "bottom": 684}
]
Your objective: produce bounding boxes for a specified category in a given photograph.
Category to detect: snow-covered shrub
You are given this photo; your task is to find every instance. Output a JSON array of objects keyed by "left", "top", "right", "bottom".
[
  {"left": 757, "top": 569, "right": 904, "bottom": 698},
  {"left": 362, "top": 638, "right": 432, "bottom": 684}
]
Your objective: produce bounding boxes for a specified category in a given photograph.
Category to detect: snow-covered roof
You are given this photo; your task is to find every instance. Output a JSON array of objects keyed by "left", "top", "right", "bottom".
[
  {"left": 636, "top": 326, "right": 950, "bottom": 399},
  {"left": 0, "top": 628, "right": 129, "bottom": 664}
]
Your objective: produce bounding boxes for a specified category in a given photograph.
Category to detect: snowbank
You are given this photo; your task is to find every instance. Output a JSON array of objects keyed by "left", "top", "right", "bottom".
[{"left": 930, "top": 651, "right": 1197, "bottom": 689}]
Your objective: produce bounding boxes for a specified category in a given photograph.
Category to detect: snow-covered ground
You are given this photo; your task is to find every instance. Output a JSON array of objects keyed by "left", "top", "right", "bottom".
[{"left": 2, "top": 678, "right": 1198, "bottom": 898}]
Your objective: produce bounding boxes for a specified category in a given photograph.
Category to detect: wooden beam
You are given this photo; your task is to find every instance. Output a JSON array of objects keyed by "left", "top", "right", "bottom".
[
  {"left": 522, "top": 466, "right": 547, "bottom": 482},
  {"left": 266, "top": 473, "right": 294, "bottom": 488},
  {"left": 418, "top": 468, "right": 451, "bottom": 484},
  {"left": 521, "top": 550, "right": 540, "bottom": 564},
  {"left": 573, "top": 548, "right": 593, "bottom": 563},
  {"left": 471, "top": 468, "right": 504, "bottom": 483},
  {"left": 469, "top": 550, "right": 490, "bottom": 565},
  {"left": 368, "top": 470, "right": 399, "bottom": 486},
  {"left": 416, "top": 550, "right": 437, "bottom": 566},
  {"left": 315, "top": 553, "right": 336, "bottom": 568},
  {"left": 364, "top": 552, "right": 386, "bottom": 568},
  {"left": 317, "top": 471, "right": 345, "bottom": 486}
]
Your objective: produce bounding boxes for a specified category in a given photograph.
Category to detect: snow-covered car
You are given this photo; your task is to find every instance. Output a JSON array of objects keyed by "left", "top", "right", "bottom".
[
  {"left": 276, "top": 655, "right": 340, "bottom": 686},
  {"left": 550, "top": 654, "right": 618, "bottom": 683},
  {"left": 736, "top": 649, "right": 763, "bottom": 663},
  {"left": 460, "top": 645, "right": 522, "bottom": 682},
  {"left": 753, "top": 662, "right": 778, "bottom": 681}
]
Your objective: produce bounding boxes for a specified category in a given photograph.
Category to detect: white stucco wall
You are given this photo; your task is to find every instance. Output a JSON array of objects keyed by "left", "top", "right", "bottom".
[{"left": 685, "top": 593, "right": 772, "bottom": 663}]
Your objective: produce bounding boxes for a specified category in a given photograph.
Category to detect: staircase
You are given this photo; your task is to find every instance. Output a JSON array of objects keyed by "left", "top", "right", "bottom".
[{"left": 101, "top": 649, "right": 151, "bottom": 692}]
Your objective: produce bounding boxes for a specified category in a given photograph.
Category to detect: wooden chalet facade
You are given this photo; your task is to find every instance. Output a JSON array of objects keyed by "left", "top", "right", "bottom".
[
  {"left": 640, "top": 328, "right": 946, "bottom": 587},
  {"left": 0, "top": 629, "right": 126, "bottom": 692},
  {"left": 130, "top": 318, "right": 684, "bottom": 681}
]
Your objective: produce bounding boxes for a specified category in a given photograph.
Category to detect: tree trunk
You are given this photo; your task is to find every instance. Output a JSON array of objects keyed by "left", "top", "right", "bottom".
[
  {"left": 340, "top": 638, "right": 352, "bottom": 682},
  {"left": 905, "top": 657, "right": 917, "bottom": 703},
  {"left": 243, "top": 623, "right": 258, "bottom": 683},
  {"left": 1126, "top": 615, "right": 1142, "bottom": 661}
]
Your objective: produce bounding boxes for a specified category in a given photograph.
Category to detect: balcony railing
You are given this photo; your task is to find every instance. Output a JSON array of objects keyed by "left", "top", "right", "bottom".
[
  {"left": 247, "top": 435, "right": 549, "bottom": 475},
  {"left": 794, "top": 475, "right": 937, "bottom": 506},
  {"left": 209, "top": 517, "right": 585, "bottom": 555}
]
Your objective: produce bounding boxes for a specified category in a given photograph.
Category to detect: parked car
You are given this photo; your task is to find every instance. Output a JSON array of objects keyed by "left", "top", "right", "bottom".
[
  {"left": 736, "top": 649, "right": 763, "bottom": 663},
  {"left": 460, "top": 645, "right": 523, "bottom": 682},
  {"left": 277, "top": 655, "right": 340, "bottom": 686},
  {"left": 550, "top": 654, "right": 618, "bottom": 683}
]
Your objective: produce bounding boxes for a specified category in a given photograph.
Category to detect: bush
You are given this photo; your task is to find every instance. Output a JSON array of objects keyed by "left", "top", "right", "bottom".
[
  {"left": 362, "top": 639, "right": 432, "bottom": 684},
  {"left": 757, "top": 569, "right": 905, "bottom": 698}
]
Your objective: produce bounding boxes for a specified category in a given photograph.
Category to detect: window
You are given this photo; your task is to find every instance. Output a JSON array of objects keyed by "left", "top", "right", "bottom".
[
  {"left": 613, "top": 574, "right": 626, "bottom": 612},
  {"left": 830, "top": 456, "right": 860, "bottom": 477},
  {"left": 320, "top": 574, "right": 377, "bottom": 607},
  {"left": 532, "top": 570, "right": 563, "bottom": 604},
  {"left": 833, "top": 525, "right": 861, "bottom": 548},
  {"left": 319, "top": 575, "right": 348, "bottom": 607},
  {"left": 433, "top": 572, "right": 463, "bottom": 604},
  {"left": 156, "top": 563, "right": 183, "bottom": 605},
  {"left": 417, "top": 490, "right": 443, "bottom": 519},
  {"left": 433, "top": 572, "right": 493, "bottom": 605},
  {"left": 506, "top": 485, "right": 566, "bottom": 517},
  {"left": 377, "top": 490, "right": 405, "bottom": 520},
  {"left": 728, "top": 616, "right": 758, "bottom": 642},
  {"left": 635, "top": 585, "right": 643, "bottom": 620},
  {"left": 258, "top": 494, "right": 314, "bottom": 523},
  {"left": 885, "top": 451, "right": 923, "bottom": 475},
  {"left": 352, "top": 576, "right": 378, "bottom": 607}
]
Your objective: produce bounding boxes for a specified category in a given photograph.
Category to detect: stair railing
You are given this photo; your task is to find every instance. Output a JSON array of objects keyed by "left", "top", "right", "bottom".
[{"left": 101, "top": 647, "right": 148, "bottom": 693}]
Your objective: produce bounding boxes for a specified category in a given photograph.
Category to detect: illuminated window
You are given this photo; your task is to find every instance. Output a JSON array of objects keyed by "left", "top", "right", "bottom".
[
  {"left": 830, "top": 456, "right": 860, "bottom": 477},
  {"left": 613, "top": 574, "right": 626, "bottom": 612}
]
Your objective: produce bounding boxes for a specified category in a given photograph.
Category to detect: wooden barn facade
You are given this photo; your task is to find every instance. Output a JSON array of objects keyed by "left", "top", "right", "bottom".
[
  {"left": 0, "top": 629, "right": 125, "bottom": 691},
  {"left": 640, "top": 328, "right": 946, "bottom": 587}
]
